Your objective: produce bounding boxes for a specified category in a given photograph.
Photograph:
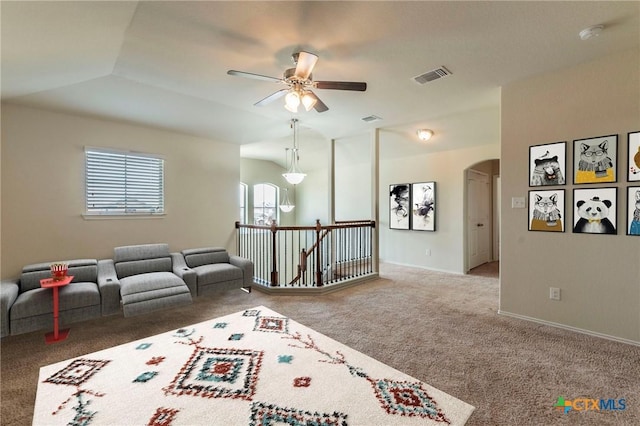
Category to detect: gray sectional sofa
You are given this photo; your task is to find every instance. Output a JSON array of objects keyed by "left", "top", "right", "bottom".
[
  {"left": 99, "top": 244, "right": 193, "bottom": 317},
  {"left": 174, "top": 247, "right": 253, "bottom": 296},
  {"left": 1, "top": 259, "right": 120, "bottom": 337},
  {"left": 1, "top": 244, "right": 253, "bottom": 337}
]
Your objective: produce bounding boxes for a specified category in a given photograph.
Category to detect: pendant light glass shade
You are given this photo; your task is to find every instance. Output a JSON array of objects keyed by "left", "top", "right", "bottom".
[
  {"left": 279, "top": 188, "right": 294, "bottom": 212},
  {"left": 282, "top": 119, "right": 306, "bottom": 185}
]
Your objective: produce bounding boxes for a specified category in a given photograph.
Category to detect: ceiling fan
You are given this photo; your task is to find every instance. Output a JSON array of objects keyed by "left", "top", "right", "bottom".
[{"left": 227, "top": 51, "right": 367, "bottom": 113}]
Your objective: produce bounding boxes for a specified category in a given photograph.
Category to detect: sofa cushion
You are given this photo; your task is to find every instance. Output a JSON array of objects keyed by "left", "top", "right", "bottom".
[
  {"left": 114, "top": 244, "right": 170, "bottom": 263},
  {"left": 119, "top": 271, "right": 187, "bottom": 300},
  {"left": 10, "top": 282, "right": 100, "bottom": 320},
  {"left": 20, "top": 260, "right": 98, "bottom": 292},
  {"left": 115, "top": 257, "right": 172, "bottom": 279},
  {"left": 183, "top": 248, "right": 229, "bottom": 268},
  {"left": 193, "top": 263, "right": 242, "bottom": 285}
]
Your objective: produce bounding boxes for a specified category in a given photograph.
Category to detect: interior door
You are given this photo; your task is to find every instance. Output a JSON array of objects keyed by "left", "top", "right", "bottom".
[{"left": 467, "top": 169, "right": 491, "bottom": 270}]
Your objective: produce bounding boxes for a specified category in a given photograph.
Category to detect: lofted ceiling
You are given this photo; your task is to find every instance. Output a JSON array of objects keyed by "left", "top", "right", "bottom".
[{"left": 2, "top": 1, "right": 639, "bottom": 168}]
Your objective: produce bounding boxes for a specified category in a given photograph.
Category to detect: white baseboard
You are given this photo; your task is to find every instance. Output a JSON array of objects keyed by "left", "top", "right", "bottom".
[
  {"left": 498, "top": 310, "right": 640, "bottom": 347},
  {"left": 381, "top": 260, "right": 464, "bottom": 276}
]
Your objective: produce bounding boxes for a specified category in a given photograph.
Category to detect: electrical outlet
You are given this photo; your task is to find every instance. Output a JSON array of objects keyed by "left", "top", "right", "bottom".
[
  {"left": 549, "top": 287, "right": 561, "bottom": 301},
  {"left": 425, "top": 249, "right": 431, "bottom": 256}
]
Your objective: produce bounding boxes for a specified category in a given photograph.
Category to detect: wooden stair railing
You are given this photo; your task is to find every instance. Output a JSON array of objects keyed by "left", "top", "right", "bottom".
[{"left": 289, "top": 222, "right": 331, "bottom": 285}]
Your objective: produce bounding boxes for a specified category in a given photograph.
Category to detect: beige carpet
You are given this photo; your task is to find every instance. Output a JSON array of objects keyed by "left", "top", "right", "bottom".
[{"left": 2, "top": 262, "right": 639, "bottom": 425}]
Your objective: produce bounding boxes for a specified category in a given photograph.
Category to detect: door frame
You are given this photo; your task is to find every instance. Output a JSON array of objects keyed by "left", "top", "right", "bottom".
[{"left": 464, "top": 160, "right": 500, "bottom": 273}]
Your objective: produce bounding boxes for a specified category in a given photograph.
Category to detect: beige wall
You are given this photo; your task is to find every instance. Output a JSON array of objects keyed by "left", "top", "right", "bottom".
[
  {"left": 380, "top": 143, "right": 500, "bottom": 273},
  {"left": 501, "top": 48, "right": 640, "bottom": 343},
  {"left": 239, "top": 158, "right": 296, "bottom": 226},
  {"left": 1, "top": 104, "right": 240, "bottom": 279}
]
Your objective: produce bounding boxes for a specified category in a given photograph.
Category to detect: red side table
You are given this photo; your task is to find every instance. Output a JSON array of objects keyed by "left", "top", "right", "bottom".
[{"left": 40, "top": 275, "right": 73, "bottom": 344}]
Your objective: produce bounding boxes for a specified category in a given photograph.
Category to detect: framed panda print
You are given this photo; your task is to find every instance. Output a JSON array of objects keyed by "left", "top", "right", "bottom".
[
  {"left": 572, "top": 187, "right": 617, "bottom": 235},
  {"left": 628, "top": 131, "right": 640, "bottom": 182},
  {"left": 529, "top": 141, "right": 566, "bottom": 187},
  {"left": 573, "top": 134, "right": 617, "bottom": 184},
  {"left": 627, "top": 186, "right": 640, "bottom": 236},
  {"left": 528, "top": 190, "right": 565, "bottom": 232}
]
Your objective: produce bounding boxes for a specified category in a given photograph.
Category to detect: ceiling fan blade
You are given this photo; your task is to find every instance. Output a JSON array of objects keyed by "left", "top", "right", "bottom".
[
  {"left": 294, "top": 51, "right": 319, "bottom": 80},
  {"left": 254, "top": 89, "right": 288, "bottom": 107},
  {"left": 227, "top": 70, "right": 282, "bottom": 83},
  {"left": 307, "top": 91, "right": 328, "bottom": 113},
  {"left": 315, "top": 81, "right": 367, "bottom": 91}
]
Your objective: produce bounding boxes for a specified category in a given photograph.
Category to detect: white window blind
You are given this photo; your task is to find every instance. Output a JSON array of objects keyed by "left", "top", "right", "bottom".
[{"left": 85, "top": 148, "right": 164, "bottom": 215}]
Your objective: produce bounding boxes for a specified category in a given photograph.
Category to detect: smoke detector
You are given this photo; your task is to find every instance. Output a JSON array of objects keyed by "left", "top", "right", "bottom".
[{"left": 579, "top": 25, "right": 604, "bottom": 41}]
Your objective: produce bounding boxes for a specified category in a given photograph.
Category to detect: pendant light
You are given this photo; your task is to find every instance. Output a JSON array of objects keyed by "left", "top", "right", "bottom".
[
  {"left": 282, "top": 118, "right": 306, "bottom": 185},
  {"left": 279, "top": 188, "right": 294, "bottom": 212}
]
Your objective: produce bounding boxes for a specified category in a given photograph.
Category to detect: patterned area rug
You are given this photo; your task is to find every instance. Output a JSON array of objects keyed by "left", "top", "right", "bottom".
[{"left": 34, "top": 306, "right": 474, "bottom": 425}]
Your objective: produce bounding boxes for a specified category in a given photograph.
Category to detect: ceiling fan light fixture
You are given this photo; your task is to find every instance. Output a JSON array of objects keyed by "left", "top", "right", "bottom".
[
  {"left": 301, "top": 92, "right": 317, "bottom": 111},
  {"left": 417, "top": 129, "right": 434, "bottom": 141},
  {"left": 284, "top": 90, "right": 300, "bottom": 112}
]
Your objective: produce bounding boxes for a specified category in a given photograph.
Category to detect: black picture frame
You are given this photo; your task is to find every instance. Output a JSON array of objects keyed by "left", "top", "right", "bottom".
[
  {"left": 529, "top": 141, "right": 566, "bottom": 187},
  {"left": 627, "top": 131, "right": 640, "bottom": 182},
  {"left": 573, "top": 134, "right": 618, "bottom": 184},
  {"left": 572, "top": 187, "right": 618, "bottom": 235},
  {"left": 410, "top": 182, "right": 436, "bottom": 231},
  {"left": 528, "top": 190, "right": 565, "bottom": 232},
  {"left": 626, "top": 186, "right": 640, "bottom": 236},
  {"left": 389, "top": 184, "right": 410, "bottom": 230}
]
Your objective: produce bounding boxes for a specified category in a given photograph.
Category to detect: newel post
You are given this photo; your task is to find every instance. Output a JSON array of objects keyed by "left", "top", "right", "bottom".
[
  {"left": 270, "top": 221, "right": 279, "bottom": 286},
  {"left": 315, "top": 219, "right": 323, "bottom": 287}
]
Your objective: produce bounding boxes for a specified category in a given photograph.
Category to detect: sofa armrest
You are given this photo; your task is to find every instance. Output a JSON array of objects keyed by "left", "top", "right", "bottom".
[
  {"left": 97, "top": 259, "right": 121, "bottom": 316},
  {"left": 229, "top": 255, "right": 254, "bottom": 287},
  {"left": 171, "top": 253, "right": 197, "bottom": 297},
  {"left": 1, "top": 280, "right": 20, "bottom": 338}
]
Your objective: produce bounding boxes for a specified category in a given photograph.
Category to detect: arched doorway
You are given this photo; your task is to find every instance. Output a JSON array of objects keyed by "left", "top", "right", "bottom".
[{"left": 464, "top": 159, "right": 500, "bottom": 275}]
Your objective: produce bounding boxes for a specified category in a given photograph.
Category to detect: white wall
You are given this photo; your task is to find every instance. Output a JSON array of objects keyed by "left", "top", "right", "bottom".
[
  {"left": 501, "top": 48, "right": 640, "bottom": 343},
  {"left": 335, "top": 134, "right": 372, "bottom": 221},
  {"left": 1, "top": 104, "right": 239, "bottom": 279}
]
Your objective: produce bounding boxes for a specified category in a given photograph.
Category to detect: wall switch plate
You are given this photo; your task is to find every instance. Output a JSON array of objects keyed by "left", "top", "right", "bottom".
[
  {"left": 549, "top": 287, "right": 561, "bottom": 300},
  {"left": 511, "top": 197, "right": 526, "bottom": 209},
  {"left": 426, "top": 249, "right": 431, "bottom": 256}
]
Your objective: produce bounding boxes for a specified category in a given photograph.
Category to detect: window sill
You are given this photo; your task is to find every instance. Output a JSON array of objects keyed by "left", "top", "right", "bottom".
[{"left": 82, "top": 213, "right": 166, "bottom": 220}]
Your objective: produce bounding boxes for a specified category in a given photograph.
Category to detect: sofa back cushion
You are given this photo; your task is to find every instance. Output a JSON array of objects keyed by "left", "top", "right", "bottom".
[
  {"left": 20, "top": 259, "right": 98, "bottom": 292},
  {"left": 182, "top": 247, "right": 229, "bottom": 268},
  {"left": 114, "top": 244, "right": 172, "bottom": 278}
]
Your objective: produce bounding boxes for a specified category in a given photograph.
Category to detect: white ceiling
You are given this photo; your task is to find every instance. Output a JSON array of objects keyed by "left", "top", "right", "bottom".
[{"left": 2, "top": 1, "right": 638, "bottom": 168}]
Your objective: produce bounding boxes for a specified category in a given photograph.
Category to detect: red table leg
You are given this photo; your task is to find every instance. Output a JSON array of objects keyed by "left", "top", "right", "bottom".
[{"left": 45, "top": 286, "right": 69, "bottom": 344}]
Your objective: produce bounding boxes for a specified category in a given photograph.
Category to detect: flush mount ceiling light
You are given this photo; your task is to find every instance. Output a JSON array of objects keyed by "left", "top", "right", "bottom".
[
  {"left": 279, "top": 188, "right": 294, "bottom": 212},
  {"left": 417, "top": 129, "right": 434, "bottom": 141},
  {"left": 282, "top": 119, "right": 306, "bottom": 185},
  {"left": 579, "top": 25, "right": 604, "bottom": 41}
]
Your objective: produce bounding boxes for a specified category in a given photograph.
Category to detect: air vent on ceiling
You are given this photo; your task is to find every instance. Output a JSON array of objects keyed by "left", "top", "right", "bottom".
[
  {"left": 413, "top": 66, "right": 452, "bottom": 85},
  {"left": 362, "top": 115, "right": 382, "bottom": 123}
]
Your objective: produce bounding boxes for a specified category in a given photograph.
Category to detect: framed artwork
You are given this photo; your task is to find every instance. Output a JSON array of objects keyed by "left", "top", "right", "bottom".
[
  {"left": 389, "top": 184, "right": 410, "bottom": 230},
  {"left": 411, "top": 182, "right": 436, "bottom": 231},
  {"left": 528, "top": 190, "right": 565, "bottom": 232},
  {"left": 573, "top": 134, "right": 617, "bottom": 184},
  {"left": 529, "top": 141, "right": 566, "bottom": 186},
  {"left": 626, "top": 186, "right": 640, "bottom": 236},
  {"left": 572, "top": 187, "right": 617, "bottom": 235},
  {"left": 627, "top": 131, "right": 640, "bottom": 182}
]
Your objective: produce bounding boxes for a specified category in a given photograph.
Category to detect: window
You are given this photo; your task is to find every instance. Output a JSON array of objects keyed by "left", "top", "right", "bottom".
[
  {"left": 253, "top": 183, "right": 278, "bottom": 225},
  {"left": 239, "top": 182, "right": 247, "bottom": 224},
  {"left": 85, "top": 148, "right": 164, "bottom": 215}
]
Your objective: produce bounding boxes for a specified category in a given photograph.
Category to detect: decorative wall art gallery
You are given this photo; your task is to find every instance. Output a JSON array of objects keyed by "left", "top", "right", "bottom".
[
  {"left": 389, "top": 182, "right": 436, "bottom": 231},
  {"left": 527, "top": 131, "right": 639, "bottom": 236}
]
